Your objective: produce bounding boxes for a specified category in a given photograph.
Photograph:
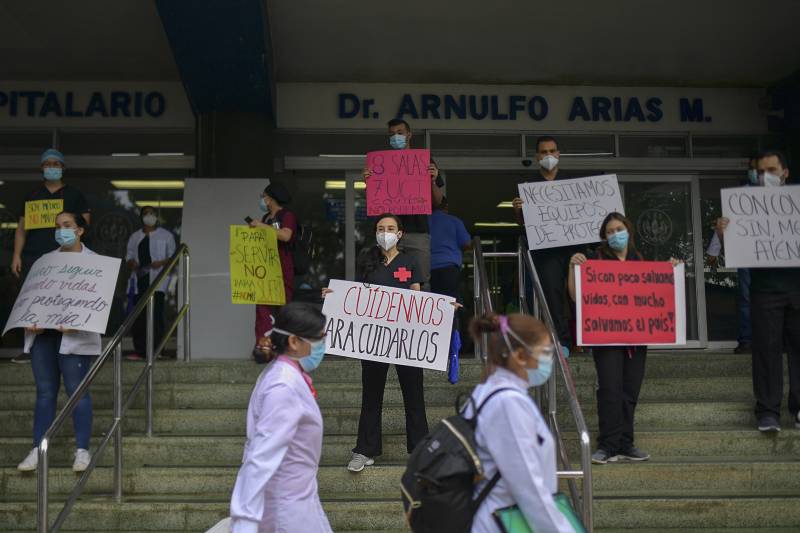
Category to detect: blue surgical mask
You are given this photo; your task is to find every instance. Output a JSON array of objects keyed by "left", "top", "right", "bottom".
[
  {"left": 747, "top": 169, "right": 759, "bottom": 185},
  {"left": 259, "top": 197, "right": 269, "bottom": 212},
  {"left": 527, "top": 352, "right": 553, "bottom": 387},
  {"left": 389, "top": 134, "right": 407, "bottom": 150},
  {"left": 607, "top": 229, "right": 629, "bottom": 251},
  {"left": 299, "top": 339, "right": 326, "bottom": 372},
  {"left": 43, "top": 167, "right": 63, "bottom": 181},
  {"left": 55, "top": 228, "right": 77, "bottom": 247}
]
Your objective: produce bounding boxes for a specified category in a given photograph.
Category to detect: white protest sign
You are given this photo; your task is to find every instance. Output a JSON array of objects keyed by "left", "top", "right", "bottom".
[
  {"left": 321, "top": 279, "right": 455, "bottom": 371},
  {"left": 721, "top": 185, "right": 800, "bottom": 268},
  {"left": 518, "top": 174, "right": 624, "bottom": 250},
  {"left": 3, "top": 252, "right": 121, "bottom": 335}
]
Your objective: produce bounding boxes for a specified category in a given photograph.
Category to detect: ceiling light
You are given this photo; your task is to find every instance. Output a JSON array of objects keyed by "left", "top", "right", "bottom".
[
  {"left": 111, "top": 180, "right": 185, "bottom": 190},
  {"left": 496, "top": 201, "right": 514, "bottom": 208},
  {"left": 319, "top": 154, "right": 366, "bottom": 158},
  {"left": 134, "top": 200, "right": 184, "bottom": 209},
  {"left": 146, "top": 152, "right": 185, "bottom": 156},
  {"left": 111, "top": 153, "right": 141, "bottom": 157},
  {"left": 1, "top": 222, "right": 18, "bottom": 229},
  {"left": 474, "top": 222, "right": 519, "bottom": 228},
  {"left": 325, "top": 180, "right": 366, "bottom": 190}
]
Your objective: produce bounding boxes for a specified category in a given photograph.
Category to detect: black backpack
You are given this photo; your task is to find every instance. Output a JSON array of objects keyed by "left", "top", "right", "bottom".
[{"left": 401, "top": 387, "right": 514, "bottom": 533}]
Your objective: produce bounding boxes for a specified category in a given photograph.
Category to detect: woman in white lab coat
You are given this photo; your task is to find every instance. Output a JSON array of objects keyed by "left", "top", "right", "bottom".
[
  {"left": 466, "top": 313, "right": 574, "bottom": 533},
  {"left": 229, "top": 302, "right": 332, "bottom": 533},
  {"left": 16, "top": 211, "right": 100, "bottom": 473}
]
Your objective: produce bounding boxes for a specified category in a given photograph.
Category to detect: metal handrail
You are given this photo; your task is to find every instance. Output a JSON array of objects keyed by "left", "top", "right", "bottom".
[
  {"left": 518, "top": 237, "right": 593, "bottom": 531},
  {"left": 37, "top": 244, "right": 191, "bottom": 533},
  {"left": 471, "top": 236, "right": 592, "bottom": 531}
]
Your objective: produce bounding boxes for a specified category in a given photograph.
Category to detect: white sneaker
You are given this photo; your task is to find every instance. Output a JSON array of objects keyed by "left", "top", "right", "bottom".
[
  {"left": 72, "top": 449, "right": 91, "bottom": 472},
  {"left": 17, "top": 447, "right": 39, "bottom": 472},
  {"left": 346, "top": 452, "right": 374, "bottom": 472}
]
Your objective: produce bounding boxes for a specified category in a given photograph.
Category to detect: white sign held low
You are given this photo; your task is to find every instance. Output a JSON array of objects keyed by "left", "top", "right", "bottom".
[
  {"left": 3, "top": 252, "right": 122, "bottom": 335},
  {"left": 518, "top": 174, "right": 625, "bottom": 250},
  {"left": 721, "top": 185, "right": 800, "bottom": 268},
  {"left": 321, "top": 279, "right": 455, "bottom": 371}
]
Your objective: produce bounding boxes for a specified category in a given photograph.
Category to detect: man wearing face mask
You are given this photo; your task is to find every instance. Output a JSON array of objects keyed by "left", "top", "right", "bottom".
[
  {"left": 511, "top": 136, "right": 579, "bottom": 356},
  {"left": 717, "top": 150, "right": 800, "bottom": 433},
  {"left": 707, "top": 155, "right": 758, "bottom": 354},
  {"left": 9, "top": 148, "right": 90, "bottom": 363},
  {"left": 362, "top": 119, "right": 444, "bottom": 291},
  {"left": 125, "top": 206, "right": 177, "bottom": 361}
]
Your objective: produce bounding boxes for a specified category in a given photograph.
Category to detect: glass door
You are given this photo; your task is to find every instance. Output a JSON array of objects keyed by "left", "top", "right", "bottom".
[{"left": 619, "top": 175, "right": 705, "bottom": 347}]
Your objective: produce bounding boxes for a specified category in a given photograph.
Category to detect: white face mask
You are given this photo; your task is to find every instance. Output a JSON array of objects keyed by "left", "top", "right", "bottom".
[
  {"left": 376, "top": 232, "right": 399, "bottom": 251},
  {"left": 761, "top": 171, "right": 783, "bottom": 187},
  {"left": 539, "top": 155, "right": 559, "bottom": 171},
  {"left": 142, "top": 214, "right": 158, "bottom": 227}
]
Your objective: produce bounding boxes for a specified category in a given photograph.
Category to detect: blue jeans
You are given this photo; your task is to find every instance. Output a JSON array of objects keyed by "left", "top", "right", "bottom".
[
  {"left": 738, "top": 268, "right": 752, "bottom": 344},
  {"left": 31, "top": 332, "right": 93, "bottom": 450}
]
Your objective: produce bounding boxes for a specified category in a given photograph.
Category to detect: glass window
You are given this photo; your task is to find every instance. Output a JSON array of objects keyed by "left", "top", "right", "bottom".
[
  {"left": 692, "top": 135, "right": 758, "bottom": 158},
  {"left": 59, "top": 131, "right": 195, "bottom": 155},
  {"left": 277, "top": 132, "right": 391, "bottom": 157},
  {"left": 619, "top": 135, "right": 688, "bottom": 157},
  {"left": 525, "top": 134, "right": 614, "bottom": 157},
  {"left": 0, "top": 132, "right": 53, "bottom": 155},
  {"left": 430, "top": 133, "right": 519, "bottom": 157}
]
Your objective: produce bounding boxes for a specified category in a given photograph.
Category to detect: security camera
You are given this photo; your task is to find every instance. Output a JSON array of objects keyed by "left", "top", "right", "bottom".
[{"left": 521, "top": 159, "right": 533, "bottom": 167}]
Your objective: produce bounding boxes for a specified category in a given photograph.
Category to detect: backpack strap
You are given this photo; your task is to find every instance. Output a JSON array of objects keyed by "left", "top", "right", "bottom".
[
  {"left": 472, "top": 471, "right": 502, "bottom": 511},
  {"left": 475, "top": 387, "right": 518, "bottom": 416}
]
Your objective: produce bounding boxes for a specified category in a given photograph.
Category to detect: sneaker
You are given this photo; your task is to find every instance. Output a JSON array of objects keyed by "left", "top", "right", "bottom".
[
  {"left": 591, "top": 449, "right": 617, "bottom": 465},
  {"left": 347, "top": 452, "right": 374, "bottom": 472},
  {"left": 618, "top": 446, "right": 651, "bottom": 462},
  {"left": 11, "top": 353, "right": 31, "bottom": 364},
  {"left": 757, "top": 416, "right": 781, "bottom": 433},
  {"left": 17, "top": 447, "right": 38, "bottom": 472},
  {"left": 733, "top": 342, "right": 752, "bottom": 354},
  {"left": 72, "top": 449, "right": 91, "bottom": 472}
]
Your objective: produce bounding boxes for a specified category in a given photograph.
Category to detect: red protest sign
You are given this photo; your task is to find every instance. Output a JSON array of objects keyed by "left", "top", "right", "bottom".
[
  {"left": 576, "top": 260, "right": 681, "bottom": 345},
  {"left": 366, "top": 149, "right": 431, "bottom": 216}
]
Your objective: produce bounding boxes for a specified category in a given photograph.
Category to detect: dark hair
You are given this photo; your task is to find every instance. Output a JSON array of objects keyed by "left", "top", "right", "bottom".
[
  {"left": 596, "top": 212, "right": 640, "bottom": 259},
  {"left": 269, "top": 302, "right": 327, "bottom": 357},
  {"left": 357, "top": 214, "right": 404, "bottom": 282},
  {"left": 469, "top": 313, "right": 550, "bottom": 380},
  {"left": 139, "top": 205, "right": 156, "bottom": 219},
  {"left": 264, "top": 181, "right": 292, "bottom": 206},
  {"left": 535, "top": 135, "right": 558, "bottom": 152},
  {"left": 757, "top": 149, "right": 788, "bottom": 170},
  {"left": 387, "top": 118, "right": 411, "bottom": 132},
  {"left": 55, "top": 211, "right": 88, "bottom": 230}
]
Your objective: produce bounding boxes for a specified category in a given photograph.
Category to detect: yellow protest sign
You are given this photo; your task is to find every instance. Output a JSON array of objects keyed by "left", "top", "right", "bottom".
[
  {"left": 24, "top": 199, "right": 64, "bottom": 230},
  {"left": 229, "top": 225, "right": 286, "bottom": 306}
]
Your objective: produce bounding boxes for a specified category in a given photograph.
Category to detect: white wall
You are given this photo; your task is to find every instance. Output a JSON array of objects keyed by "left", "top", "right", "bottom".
[{"left": 182, "top": 178, "right": 267, "bottom": 359}]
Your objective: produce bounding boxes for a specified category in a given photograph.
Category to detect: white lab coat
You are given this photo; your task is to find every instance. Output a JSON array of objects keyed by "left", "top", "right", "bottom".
[
  {"left": 229, "top": 358, "right": 332, "bottom": 533},
  {"left": 125, "top": 227, "right": 176, "bottom": 293},
  {"left": 466, "top": 367, "right": 574, "bottom": 533},
  {"left": 23, "top": 244, "right": 102, "bottom": 356}
]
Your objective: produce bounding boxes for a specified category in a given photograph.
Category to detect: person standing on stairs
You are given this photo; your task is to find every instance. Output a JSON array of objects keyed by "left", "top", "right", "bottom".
[
  {"left": 229, "top": 302, "right": 332, "bottom": 533},
  {"left": 466, "top": 313, "right": 574, "bottom": 532},
  {"left": 16, "top": 211, "right": 98, "bottom": 473},
  {"left": 715, "top": 150, "right": 800, "bottom": 433},
  {"left": 321, "top": 214, "right": 428, "bottom": 472},
  {"left": 568, "top": 212, "right": 681, "bottom": 464}
]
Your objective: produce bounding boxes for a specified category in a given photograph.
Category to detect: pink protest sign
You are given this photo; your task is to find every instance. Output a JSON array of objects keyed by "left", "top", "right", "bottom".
[{"left": 366, "top": 149, "right": 431, "bottom": 216}]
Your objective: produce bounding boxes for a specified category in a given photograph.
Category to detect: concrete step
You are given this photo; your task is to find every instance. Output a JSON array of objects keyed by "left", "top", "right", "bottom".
[
  {"left": 3, "top": 461, "right": 800, "bottom": 499},
  {"left": 0, "top": 352, "right": 753, "bottom": 387},
  {"left": 3, "top": 497, "right": 800, "bottom": 531},
  {"left": 3, "top": 430, "right": 800, "bottom": 469},
  {"left": 0, "top": 376, "right": 775, "bottom": 411},
  {"left": 1, "top": 401, "right": 795, "bottom": 438}
]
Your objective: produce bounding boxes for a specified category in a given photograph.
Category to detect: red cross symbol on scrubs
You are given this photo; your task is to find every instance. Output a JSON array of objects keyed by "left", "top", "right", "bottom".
[{"left": 394, "top": 267, "right": 412, "bottom": 283}]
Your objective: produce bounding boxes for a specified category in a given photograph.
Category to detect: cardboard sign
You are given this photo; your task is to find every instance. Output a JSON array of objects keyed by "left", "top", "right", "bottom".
[
  {"left": 321, "top": 279, "right": 455, "bottom": 371},
  {"left": 366, "top": 149, "right": 431, "bottom": 216},
  {"left": 24, "top": 199, "right": 64, "bottom": 230},
  {"left": 518, "top": 174, "right": 624, "bottom": 250},
  {"left": 229, "top": 225, "right": 286, "bottom": 306},
  {"left": 721, "top": 185, "right": 800, "bottom": 268},
  {"left": 575, "top": 260, "right": 686, "bottom": 346},
  {"left": 3, "top": 252, "right": 121, "bottom": 335}
]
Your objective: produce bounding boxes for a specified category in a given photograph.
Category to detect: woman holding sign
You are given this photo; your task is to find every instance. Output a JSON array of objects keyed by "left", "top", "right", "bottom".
[
  {"left": 17, "top": 211, "right": 97, "bottom": 473},
  {"left": 325, "top": 214, "right": 430, "bottom": 472},
  {"left": 229, "top": 302, "right": 332, "bottom": 533},
  {"left": 567, "top": 213, "right": 680, "bottom": 465}
]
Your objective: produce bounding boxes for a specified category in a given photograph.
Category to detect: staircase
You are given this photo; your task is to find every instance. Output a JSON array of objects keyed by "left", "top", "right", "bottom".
[{"left": 1, "top": 352, "right": 799, "bottom": 532}]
